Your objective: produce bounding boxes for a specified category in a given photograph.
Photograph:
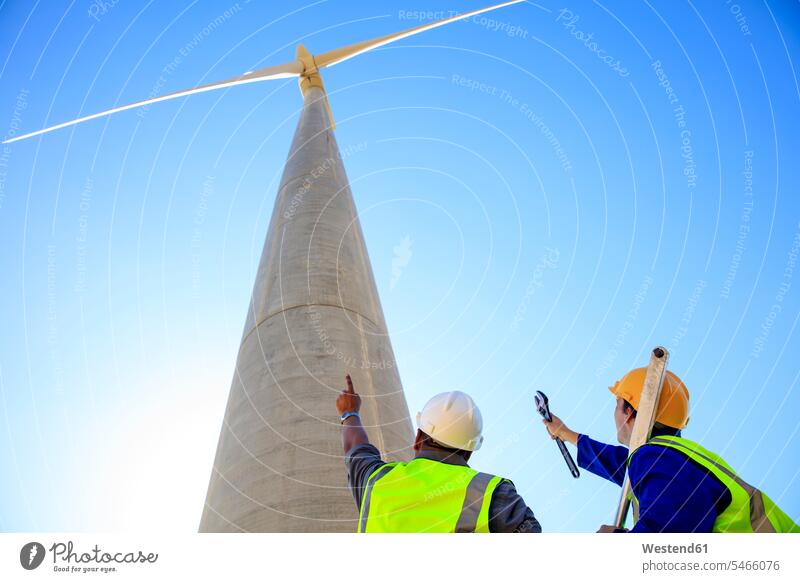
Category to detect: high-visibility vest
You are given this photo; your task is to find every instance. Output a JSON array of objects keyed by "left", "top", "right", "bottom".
[
  {"left": 357, "top": 458, "right": 507, "bottom": 533},
  {"left": 629, "top": 435, "right": 799, "bottom": 533}
]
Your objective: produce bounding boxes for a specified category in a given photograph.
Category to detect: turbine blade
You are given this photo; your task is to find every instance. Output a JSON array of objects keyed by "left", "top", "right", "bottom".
[
  {"left": 315, "top": 0, "right": 524, "bottom": 69},
  {"left": 3, "top": 60, "right": 304, "bottom": 144}
]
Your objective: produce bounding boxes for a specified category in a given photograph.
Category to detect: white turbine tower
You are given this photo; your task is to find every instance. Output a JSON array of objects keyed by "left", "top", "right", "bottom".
[{"left": 6, "top": 1, "right": 524, "bottom": 531}]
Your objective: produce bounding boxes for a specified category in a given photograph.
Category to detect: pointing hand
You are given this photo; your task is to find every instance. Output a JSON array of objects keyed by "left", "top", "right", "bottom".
[{"left": 336, "top": 374, "right": 362, "bottom": 416}]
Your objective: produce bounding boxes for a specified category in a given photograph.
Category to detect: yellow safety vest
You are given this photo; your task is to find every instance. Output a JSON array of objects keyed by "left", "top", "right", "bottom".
[
  {"left": 629, "top": 435, "right": 799, "bottom": 533},
  {"left": 357, "top": 458, "right": 506, "bottom": 533}
]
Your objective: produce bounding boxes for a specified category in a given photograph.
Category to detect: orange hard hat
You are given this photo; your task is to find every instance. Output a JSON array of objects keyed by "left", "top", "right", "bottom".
[{"left": 608, "top": 367, "right": 690, "bottom": 429}]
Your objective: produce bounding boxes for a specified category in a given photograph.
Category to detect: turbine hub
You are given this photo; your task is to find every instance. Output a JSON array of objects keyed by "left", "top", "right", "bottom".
[{"left": 295, "top": 43, "right": 324, "bottom": 95}]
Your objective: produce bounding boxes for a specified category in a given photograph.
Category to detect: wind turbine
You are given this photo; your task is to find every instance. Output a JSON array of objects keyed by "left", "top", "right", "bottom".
[{"left": 7, "top": 0, "right": 525, "bottom": 531}]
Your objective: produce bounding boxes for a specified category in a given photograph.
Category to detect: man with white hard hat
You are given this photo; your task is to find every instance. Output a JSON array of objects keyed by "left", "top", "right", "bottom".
[{"left": 336, "top": 375, "right": 541, "bottom": 533}]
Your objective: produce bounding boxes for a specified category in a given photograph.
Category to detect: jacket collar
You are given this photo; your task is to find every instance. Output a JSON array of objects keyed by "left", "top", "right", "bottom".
[
  {"left": 414, "top": 445, "right": 469, "bottom": 467},
  {"left": 651, "top": 426, "right": 682, "bottom": 438}
]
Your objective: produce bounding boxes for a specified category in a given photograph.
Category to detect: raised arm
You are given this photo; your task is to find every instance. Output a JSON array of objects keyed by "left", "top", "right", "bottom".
[
  {"left": 336, "top": 374, "right": 370, "bottom": 454},
  {"left": 543, "top": 413, "right": 629, "bottom": 485}
]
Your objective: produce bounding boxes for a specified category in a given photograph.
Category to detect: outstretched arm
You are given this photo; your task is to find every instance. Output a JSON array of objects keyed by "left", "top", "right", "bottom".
[
  {"left": 336, "top": 374, "right": 370, "bottom": 454},
  {"left": 543, "top": 414, "right": 628, "bottom": 485}
]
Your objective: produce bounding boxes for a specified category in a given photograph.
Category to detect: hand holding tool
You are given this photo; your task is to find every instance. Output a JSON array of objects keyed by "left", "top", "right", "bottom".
[{"left": 535, "top": 391, "right": 580, "bottom": 478}]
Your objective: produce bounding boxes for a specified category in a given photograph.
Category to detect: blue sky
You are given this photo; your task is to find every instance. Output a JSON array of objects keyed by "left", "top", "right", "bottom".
[{"left": 1, "top": 0, "right": 799, "bottom": 532}]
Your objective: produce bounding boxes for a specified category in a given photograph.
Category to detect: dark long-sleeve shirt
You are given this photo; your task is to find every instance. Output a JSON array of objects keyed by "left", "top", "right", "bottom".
[
  {"left": 577, "top": 434, "right": 732, "bottom": 532},
  {"left": 346, "top": 443, "right": 541, "bottom": 533}
]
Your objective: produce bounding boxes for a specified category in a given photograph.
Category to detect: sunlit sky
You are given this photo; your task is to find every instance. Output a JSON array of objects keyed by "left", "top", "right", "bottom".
[{"left": 1, "top": 0, "right": 799, "bottom": 532}]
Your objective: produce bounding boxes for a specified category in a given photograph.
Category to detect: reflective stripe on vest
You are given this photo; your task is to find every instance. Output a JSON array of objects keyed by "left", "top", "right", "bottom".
[
  {"left": 358, "top": 463, "right": 398, "bottom": 534},
  {"left": 454, "top": 472, "right": 496, "bottom": 533},
  {"left": 630, "top": 436, "right": 798, "bottom": 533},
  {"left": 357, "top": 458, "right": 506, "bottom": 533}
]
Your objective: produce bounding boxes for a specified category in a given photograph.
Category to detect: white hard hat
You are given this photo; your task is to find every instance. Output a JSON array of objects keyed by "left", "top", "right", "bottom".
[{"left": 416, "top": 391, "right": 484, "bottom": 452}]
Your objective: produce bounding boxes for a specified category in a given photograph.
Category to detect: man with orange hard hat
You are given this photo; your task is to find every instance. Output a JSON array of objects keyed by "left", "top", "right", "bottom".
[{"left": 544, "top": 366, "right": 798, "bottom": 533}]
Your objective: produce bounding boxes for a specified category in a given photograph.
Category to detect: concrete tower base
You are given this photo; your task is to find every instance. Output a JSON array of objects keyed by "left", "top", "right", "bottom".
[{"left": 199, "top": 87, "right": 414, "bottom": 532}]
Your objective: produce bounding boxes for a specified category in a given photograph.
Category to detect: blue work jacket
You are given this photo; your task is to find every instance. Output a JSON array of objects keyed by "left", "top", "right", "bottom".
[{"left": 577, "top": 433, "right": 731, "bottom": 532}]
